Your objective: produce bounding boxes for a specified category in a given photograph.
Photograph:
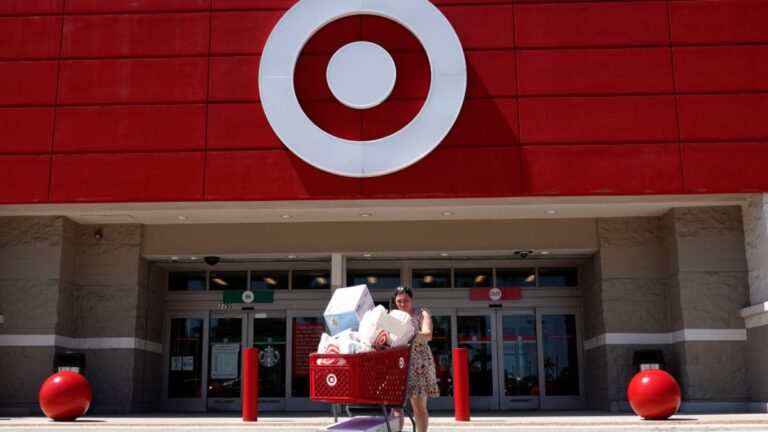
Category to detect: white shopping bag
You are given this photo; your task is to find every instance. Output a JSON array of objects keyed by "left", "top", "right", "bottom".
[
  {"left": 385, "top": 309, "right": 415, "bottom": 347},
  {"left": 357, "top": 305, "right": 390, "bottom": 347}
]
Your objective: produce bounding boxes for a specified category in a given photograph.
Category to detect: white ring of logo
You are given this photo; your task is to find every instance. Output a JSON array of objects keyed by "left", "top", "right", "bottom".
[
  {"left": 489, "top": 288, "right": 502, "bottom": 301},
  {"left": 241, "top": 290, "right": 255, "bottom": 304},
  {"left": 326, "top": 373, "right": 338, "bottom": 387},
  {"left": 259, "top": 0, "right": 466, "bottom": 178}
]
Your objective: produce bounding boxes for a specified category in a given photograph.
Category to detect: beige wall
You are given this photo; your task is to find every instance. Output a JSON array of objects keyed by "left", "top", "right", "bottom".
[
  {"left": 585, "top": 207, "right": 750, "bottom": 411},
  {"left": 0, "top": 216, "right": 163, "bottom": 415}
]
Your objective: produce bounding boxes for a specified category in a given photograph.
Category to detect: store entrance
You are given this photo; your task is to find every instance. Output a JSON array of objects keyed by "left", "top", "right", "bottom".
[
  {"left": 163, "top": 310, "right": 329, "bottom": 412},
  {"left": 457, "top": 308, "right": 584, "bottom": 410},
  {"left": 162, "top": 307, "right": 583, "bottom": 412},
  {"left": 205, "top": 311, "right": 288, "bottom": 411}
]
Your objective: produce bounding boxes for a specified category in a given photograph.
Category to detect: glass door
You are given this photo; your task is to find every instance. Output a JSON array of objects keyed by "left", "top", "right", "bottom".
[
  {"left": 207, "top": 314, "right": 245, "bottom": 411},
  {"left": 456, "top": 312, "right": 498, "bottom": 410},
  {"left": 456, "top": 309, "right": 553, "bottom": 411},
  {"left": 537, "top": 308, "right": 584, "bottom": 410},
  {"left": 251, "top": 312, "right": 287, "bottom": 411},
  {"left": 497, "top": 312, "right": 540, "bottom": 409},
  {"left": 286, "top": 310, "right": 327, "bottom": 411},
  {"left": 163, "top": 315, "right": 207, "bottom": 411},
  {"left": 427, "top": 309, "right": 455, "bottom": 410}
]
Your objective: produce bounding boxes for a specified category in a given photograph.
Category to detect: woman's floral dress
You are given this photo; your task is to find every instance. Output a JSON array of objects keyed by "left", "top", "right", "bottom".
[{"left": 407, "top": 308, "right": 440, "bottom": 398}]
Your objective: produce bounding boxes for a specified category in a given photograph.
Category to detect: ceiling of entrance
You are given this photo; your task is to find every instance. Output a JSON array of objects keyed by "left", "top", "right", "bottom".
[{"left": 0, "top": 194, "right": 747, "bottom": 225}]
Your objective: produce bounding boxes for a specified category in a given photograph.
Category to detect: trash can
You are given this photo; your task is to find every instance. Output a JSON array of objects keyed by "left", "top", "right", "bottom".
[
  {"left": 633, "top": 349, "right": 664, "bottom": 373},
  {"left": 53, "top": 351, "right": 86, "bottom": 374}
]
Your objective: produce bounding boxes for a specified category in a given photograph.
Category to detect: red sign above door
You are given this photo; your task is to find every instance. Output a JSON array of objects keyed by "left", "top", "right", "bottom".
[{"left": 469, "top": 287, "right": 522, "bottom": 301}]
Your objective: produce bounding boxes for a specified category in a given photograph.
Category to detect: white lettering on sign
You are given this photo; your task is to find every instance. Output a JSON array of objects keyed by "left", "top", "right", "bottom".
[
  {"left": 259, "top": 0, "right": 466, "bottom": 178},
  {"left": 489, "top": 288, "right": 502, "bottom": 301}
]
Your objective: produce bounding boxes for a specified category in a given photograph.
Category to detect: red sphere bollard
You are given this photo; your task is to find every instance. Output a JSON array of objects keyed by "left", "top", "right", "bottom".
[
  {"left": 627, "top": 369, "right": 681, "bottom": 420},
  {"left": 39, "top": 372, "right": 92, "bottom": 421}
]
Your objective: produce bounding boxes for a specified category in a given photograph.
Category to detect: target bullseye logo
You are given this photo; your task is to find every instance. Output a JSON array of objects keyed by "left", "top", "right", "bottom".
[
  {"left": 326, "top": 373, "right": 338, "bottom": 387},
  {"left": 259, "top": 0, "right": 467, "bottom": 178}
]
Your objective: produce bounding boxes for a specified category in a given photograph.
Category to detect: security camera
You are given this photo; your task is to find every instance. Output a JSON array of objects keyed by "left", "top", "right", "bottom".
[
  {"left": 514, "top": 250, "right": 533, "bottom": 259},
  {"left": 204, "top": 256, "right": 220, "bottom": 266}
]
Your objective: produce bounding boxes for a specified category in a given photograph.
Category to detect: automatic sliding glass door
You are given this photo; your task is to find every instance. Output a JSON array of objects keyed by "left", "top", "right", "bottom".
[
  {"left": 498, "top": 312, "right": 539, "bottom": 410},
  {"left": 164, "top": 315, "right": 206, "bottom": 411},
  {"left": 537, "top": 308, "right": 584, "bottom": 410},
  {"left": 207, "top": 314, "right": 245, "bottom": 411}
]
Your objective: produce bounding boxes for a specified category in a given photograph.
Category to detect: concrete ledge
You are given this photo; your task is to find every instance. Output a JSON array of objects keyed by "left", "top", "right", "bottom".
[
  {"left": 584, "top": 329, "right": 747, "bottom": 350},
  {"left": 610, "top": 400, "right": 751, "bottom": 414},
  {"left": 680, "top": 401, "right": 749, "bottom": 413},
  {"left": 741, "top": 301, "right": 768, "bottom": 329}
]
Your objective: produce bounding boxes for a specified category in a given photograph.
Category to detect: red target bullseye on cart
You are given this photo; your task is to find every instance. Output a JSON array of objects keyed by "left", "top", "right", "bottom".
[{"left": 259, "top": 0, "right": 467, "bottom": 178}]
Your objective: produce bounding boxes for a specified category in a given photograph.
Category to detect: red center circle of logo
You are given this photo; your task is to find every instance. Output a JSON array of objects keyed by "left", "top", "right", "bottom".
[{"left": 294, "top": 16, "right": 430, "bottom": 141}]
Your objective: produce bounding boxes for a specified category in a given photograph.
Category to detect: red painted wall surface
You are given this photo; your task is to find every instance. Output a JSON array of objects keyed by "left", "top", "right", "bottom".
[{"left": 1, "top": 0, "right": 766, "bottom": 204}]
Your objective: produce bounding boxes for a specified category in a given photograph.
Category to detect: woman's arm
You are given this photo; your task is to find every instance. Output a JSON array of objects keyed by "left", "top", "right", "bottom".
[{"left": 416, "top": 308, "right": 433, "bottom": 342}]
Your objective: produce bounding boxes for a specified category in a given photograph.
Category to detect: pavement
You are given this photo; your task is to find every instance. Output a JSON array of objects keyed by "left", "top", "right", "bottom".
[{"left": 1, "top": 411, "right": 768, "bottom": 431}]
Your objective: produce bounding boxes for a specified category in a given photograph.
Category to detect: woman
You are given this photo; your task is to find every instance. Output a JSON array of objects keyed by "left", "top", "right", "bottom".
[{"left": 391, "top": 286, "right": 439, "bottom": 432}]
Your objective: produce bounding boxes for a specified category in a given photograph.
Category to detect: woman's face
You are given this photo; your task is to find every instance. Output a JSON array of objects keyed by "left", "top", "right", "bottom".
[{"left": 394, "top": 293, "right": 414, "bottom": 314}]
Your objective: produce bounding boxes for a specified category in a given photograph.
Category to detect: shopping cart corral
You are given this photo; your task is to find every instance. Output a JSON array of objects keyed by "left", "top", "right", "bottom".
[{"left": 310, "top": 343, "right": 416, "bottom": 432}]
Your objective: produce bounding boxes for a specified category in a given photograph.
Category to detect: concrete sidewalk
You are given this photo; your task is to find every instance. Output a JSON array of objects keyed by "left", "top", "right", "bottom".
[{"left": 1, "top": 411, "right": 768, "bottom": 431}]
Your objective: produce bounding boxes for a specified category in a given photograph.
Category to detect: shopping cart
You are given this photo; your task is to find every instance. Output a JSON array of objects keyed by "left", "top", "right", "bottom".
[{"left": 310, "top": 343, "right": 416, "bottom": 432}]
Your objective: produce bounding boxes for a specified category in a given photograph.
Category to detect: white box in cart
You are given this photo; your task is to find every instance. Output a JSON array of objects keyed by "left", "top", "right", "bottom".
[
  {"left": 319, "top": 416, "right": 400, "bottom": 432},
  {"left": 324, "top": 285, "right": 375, "bottom": 336}
]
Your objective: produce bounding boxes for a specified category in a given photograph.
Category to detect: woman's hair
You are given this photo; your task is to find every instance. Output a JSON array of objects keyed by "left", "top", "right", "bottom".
[{"left": 390, "top": 286, "right": 413, "bottom": 311}]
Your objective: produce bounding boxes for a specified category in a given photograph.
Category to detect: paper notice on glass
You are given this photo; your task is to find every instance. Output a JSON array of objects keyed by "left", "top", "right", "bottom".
[
  {"left": 211, "top": 344, "right": 240, "bottom": 379},
  {"left": 182, "top": 356, "right": 194, "bottom": 371},
  {"left": 171, "top": 356, "right": 183, "bottom": 371}
]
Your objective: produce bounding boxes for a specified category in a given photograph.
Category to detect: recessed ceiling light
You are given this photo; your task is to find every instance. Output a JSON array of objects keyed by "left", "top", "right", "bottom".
[
  {"left": 541, "top": 251, "right": 550, "bottom": 255},
  {"left": 363, "top": 253, "right": 372, "bottom": 257},
  {"left": 190, "top": 256, "right": 198, "bottom": 260},
  {"left": 177, "top": 216, "right": 188, "bottom": 220},
  {"left": 281, "top": 214, "right": 293, "bottom": 219},
  {"left": 440, "top": 253, "right": 449, "bottom": 257},
  {"left": 287, "top": 255, "right": 297, "bottom": 259},
  {"left": 359, "top": 213, "right": 372, "bottom": 218},
  {"left": 441, "top": 211, "right": 454, "bottom": 216},
  {"left": 545, "top": 210, "right": 557, "bottom": 215}
]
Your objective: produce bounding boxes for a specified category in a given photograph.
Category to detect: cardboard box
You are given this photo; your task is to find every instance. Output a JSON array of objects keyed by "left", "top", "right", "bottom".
[
  {"left": 319, "top": 416, "right": 401, "bottom": 432},
  {"left": 324, "top": 285, "right": 374, "bottom": 336}
]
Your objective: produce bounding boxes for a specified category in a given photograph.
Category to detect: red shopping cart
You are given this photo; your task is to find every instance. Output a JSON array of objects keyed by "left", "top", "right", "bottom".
[{"left": 310, "top": 344, "right": 415, "bottom": 432}]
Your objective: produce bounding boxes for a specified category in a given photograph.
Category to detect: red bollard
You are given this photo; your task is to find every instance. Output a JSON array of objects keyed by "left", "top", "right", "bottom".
[
  {"left": 243, "top": 348, "right": 259, "bottom": 422},
  {"left": 453, "top": 347, "right": 470, "bottom": 421}
]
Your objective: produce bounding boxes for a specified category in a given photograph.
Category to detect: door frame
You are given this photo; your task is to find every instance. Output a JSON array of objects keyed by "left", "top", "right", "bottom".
[
  {"left": 206, "top": 311, "right": 247, "bottom": 412},
  {"left": 285, "top": 309, "right": 328, "bottom": 411},
  {"left": 425, "top": 307, "right": 457, "bottom": 411},
  {"left": 536, "top": 307, "right": 585, "bottom": 410},
  {"left": 162, "top": 312, "right": 209, "bottom": 412},
  {"left": 250, "top": 310, "right": 288, "bottom": 412},
  {"left": 495, "top": 309, "right": 540, "bottom": 410},
  {"left": 456, "top": 309, "right": 501, "bottom": 410}
]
